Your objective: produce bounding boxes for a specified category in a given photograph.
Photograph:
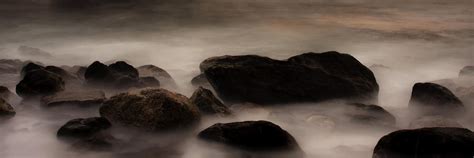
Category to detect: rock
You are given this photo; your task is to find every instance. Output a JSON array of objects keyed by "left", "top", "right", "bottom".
[
  {"left": 85, "top": 61, "right": 140, "bottom": 89},
  {"left": 16, "top": 69, "right": 65, "bottom": 98},
  {"left": 198, "top": 121, "right": 303, "bottom": 156},
  {"left": 137, "top": 65, "right": 177, "bottom": 89},
  {"left": 190, "top": 73, "right": 211, "bottom": 88},
  {"left": 373, "top": 127, "right": 474, "bottom": 158},
  {"left": 409, "top": 116, "right": 462, "bottom": 128},
  {"left": 459, "top": 66, "right": 474, "bottom": 77},
  {"left": 189, "top": 87, "right": 231, "bottom": 116},
  {"left": 100, "top": 88, "right": 200, "bottom": 131},
  {"left": 345, "top": 103, "right": 396, "bottom": 127},
  {"left": 44, "top": 66, "right": 77, "bottom": 80},
  {"left": 41, "top": 90, "right": 106, "bottom": 107},
  {"left": 75, "top": 66, "right": 87, "bottom": 80},
  {"left": 20, "top": 62, "right": 44, "bottom": 76},
  {"left": 0, "top": 86, "right": 12, "bottom": 100},
  {"left": 18, "top": 46, "right": 52, "bottom": 58},
  {"left": 57, "top": 117, "right": 111, "bottom": 139},
  {"left": 0, "top": 98, "right": 15, "bottom": 117},
  {"left": 409, "top": 82, "right": 465, "bottom": 116},
  {"left": 138, "top": 77, "right": 160, "bottom": 88},
  {"left": 200, "top": 51, "right": 378, "bottom": 105}
]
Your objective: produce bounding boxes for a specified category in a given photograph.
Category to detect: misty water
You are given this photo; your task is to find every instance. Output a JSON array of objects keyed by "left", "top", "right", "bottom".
[{"left": 0, "top": 0, "right": 473, "bottom": 158}]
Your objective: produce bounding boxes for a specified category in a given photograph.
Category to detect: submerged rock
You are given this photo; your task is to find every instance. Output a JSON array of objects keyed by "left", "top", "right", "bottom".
[
  {"left": 100, "top": 88, "right": 200, "bottom": 131},
  {"left": 200, "top": 51, "right": 378, "bottom": 105},
  {"left": 138, "top": 77, "right": 160, "bottom": 88},
  {"left": 373, "top": 127, "right": 474, "bottom": 158},
  {"left": 57, "top": 117, "right": 111, "bottom": 139},
  {"left": 189, "top": 87, "right": 231, "bottom": 116},
  {"left": 41, "top": 90, "right": 106, "bottom": 107},
  {"left": 190, "top": 73, "right": 211, "bottom": 88},
  {"left": 409, "top": 115, "right": 462, "bottom": 128},
  {"left": 459, "top": 66, "right": 474, "bottom": 77},
  {"left": 345, "top": 103, "right": 396, "bottom": 127},
  {"left": 198, "top": 121, "right": 303, "bottom": 157},
  {"left": 16, "top": 69, "right": 65, "bottom": 98},
  {"left": 408, "top": 82, "right": 465, "bottom": 116},
  {"left": 0, "top": 98, "right": 15, "bottom": 117},
  {"left": 44, "top": 66, "right": 77, "bottom": 80},
  {"left": 137, "top": 65, "right": 177, "bottom": 88},
  {"left": 0, "top": 86, "right": 12, "bottom": 100}
]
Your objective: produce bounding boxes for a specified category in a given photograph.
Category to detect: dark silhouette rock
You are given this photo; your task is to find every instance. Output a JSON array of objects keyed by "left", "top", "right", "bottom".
[
  {"left": 0, "top": 98, "right": 15, "bottom": 117},
  {"left": 84, "top": 61, "right": 140, "bottom": 89},
  {"left": 57, "top": 117, "right": 111, "bottom": 139},
  {"left": 373, "top": 127, "right": 474, "bottom": 158},
  {"left": 100, "top": 88, "right": 200, "bottom": 131},
  {"left": 346, "top": 103, "right": 396, "bottom": 127},
  {"left": 41, "top": 90, "right": 106, "bottom": 107},
  {"left": 200, "top": 51, "right": 378, "bottom": 105},
  {"left": 459, "top": 66, "right": 474, "bottom": 77},
  {"left": 409, "top": 82, "right": 464, "bottom": 116},
  {"left": 137, "top": 65, "right": 177, "bottom": 89},
  {"left": 16, "top": 69, "right": 65, "bottom": 98},
  {"left": 20, "top": 62, "right": 44, "bottom": 76},
  {"left": 198, "top": 120, "right": 303, "bottom": 156},
  {"left": 190, "top": 87, "right": 231, "bottom": 116}
]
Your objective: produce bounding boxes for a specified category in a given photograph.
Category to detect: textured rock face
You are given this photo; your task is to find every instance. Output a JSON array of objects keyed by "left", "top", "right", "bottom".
[
  {"left": 200, "top": 51, "right": 378, "bottom": 105},
  {"left": 84, "top": 61, "right": 140, "bottom": 89},
  {"left": 57, "top": 117, "right": 111, "bottom": 139},
  {"left": 189, "top": 87, "right": 231, "bottom": 116},
  {"left": 0, "top": 98, "right": 15, "bottom": 117},
  {"left": 100, "top": 88, "right": 200, "bottom": 131},
  {"left": 459, "top": 66, "right": 474, "bottom": 77},
  {"left": 16, "top": 69, "right": 65, "bottom": 98},
  {"left": 408, "top": 82, "right": 465, "bottom": 116},
  {"left": 198, "top": 121, "right": 303, "bottom": 155},
  {"left": 137, "top": 65, "right": 177, "bottom": 88},
  {"left": 373, "top": 127, "right": 474, "bottom": 158},
  {"left": 41, "top": 90, "right": 106, "bottom": 107}
]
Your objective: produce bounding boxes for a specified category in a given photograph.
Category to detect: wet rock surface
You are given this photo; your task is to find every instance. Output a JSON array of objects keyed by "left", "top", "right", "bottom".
[
  {"left": 198, "top": 120, "right": 303, "bottom": 156},
  {"left": 100, "top": 88, "right": 200, "bottom": 131},
  {"left": 189, "top": 87, "right": 232, "bottom": 116},
  {"left": 409, "top": 82, "right": 465, "bottom": 116},
  {"left": 200, "top": 51, "right": 378, "bottom": 105},
  {"left": 57, "top": 117, "right": 111, "bottom": 139},
  {"left": 16, "top": 69, "right": 65, "bottom": 98},
  {"left": 373, "top": 127, "right": 474, "bottom": 158}
]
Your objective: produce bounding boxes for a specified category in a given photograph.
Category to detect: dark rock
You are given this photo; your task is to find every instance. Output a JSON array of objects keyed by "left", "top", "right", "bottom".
[
  {"left": 75, "top": 66, "right": 87, "bottom": 80},
  {"left": 190, "top": 87, "right": 231, "bottom": 116},
  {"left": 20, "top": 62, "right": 44, "bottom": 76},
  {"left": 137, "top": 65, "right": 177, "bottom": 89},
  {"left": 0, "top": 98, "right": 15, "bottom": 117},
  {"left": 138, "top": 77, "right": 160, "bottom": 88},
  {"left": 373, "top": 127, "right": 474, "bottom": 158},
  {"left": 409, "top": 82, "right": 465, "bottom": 116},
  {"left": 85, "top": 61, "right": 140, "bottom": 89},
  {"left": 16, "top": 69, "right": 65, "bottom": 98},
  {"left": 45, "top": 66, "right": 77, "bottom": 80},
  {"left": 57, "top": 117, "right": 111, "bottom": 139},
  {"left": 346, "top": 103, "right": 396, "bottom": 127},
  {"left": 41, "top": 90, "right": 106, "bottom": 107},
  {"left": 190, "top": 73, "right": 211, "bottom": 88},
  {"left": 459, "top": 66, "right": 474, "bottom": 77},
  {"left": 100, "top": 88, "right": 200, "bottom": 131},
  {"left": 198, "top": 121, "right": 303, "bottom": 155},
  {"left": 200, "top": 51, "right": 378, "bottom": 105},
  {"left": 409, "top": 116, "right": 462, "bottom": 128}
]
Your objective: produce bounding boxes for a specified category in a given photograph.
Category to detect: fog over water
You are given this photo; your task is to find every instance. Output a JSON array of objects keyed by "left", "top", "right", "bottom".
[{"left": 0, "top": 0, "right": 473, "bottom": 158}]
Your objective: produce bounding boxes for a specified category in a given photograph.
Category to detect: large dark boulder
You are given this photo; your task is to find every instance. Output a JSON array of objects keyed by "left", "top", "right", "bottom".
[
  {"left": 459, "top": 66, "right": 474, "bottom": 77},
  {"left": 0, "top": 98, "right": 15, "bottom": 117},
  {"left": 190, "top": 87, "right": 231, "bottom": 116},
  {"left": 200, "top": 51, "right": 378, "bottom": 105},
  {"left": 198, "top": 121, "right": 303, "bottom": 157},
  {"left": 84, "top": 61, "right": 140, "bottom": 89},
  {"left": 100, "top": 88, "right": 200, "bottom": 131},
  {"left": 137, "top": 65, "right": 177, "bottom": 89},
  {"left": 408, "top": 82, "right": 464, "bottom": 116},
  {"left": 373, "top": 127, "right": 474, "bottom": 158},
  {"left": 20, "top": 62, "right": 44, "bottom": 76},
  {"left": 57, "top": 117, "right": 111, "bottom": 139},
  {"left": 16, "top": 69, "right": 65, "bottom": 98}
]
